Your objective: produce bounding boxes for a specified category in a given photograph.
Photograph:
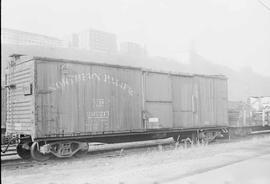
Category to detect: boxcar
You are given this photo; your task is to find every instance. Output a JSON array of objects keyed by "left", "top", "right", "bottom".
[
  {"left": 228, "top": 99, "right": 270, "bottom": 135},
  {"left": 5, "top": 54, "right": 228, "bottom": 160}
]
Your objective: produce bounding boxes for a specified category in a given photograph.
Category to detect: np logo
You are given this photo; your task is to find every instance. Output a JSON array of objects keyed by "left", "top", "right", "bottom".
[{"left": 48, "top": 72, "right": 135, "bottom": 96}]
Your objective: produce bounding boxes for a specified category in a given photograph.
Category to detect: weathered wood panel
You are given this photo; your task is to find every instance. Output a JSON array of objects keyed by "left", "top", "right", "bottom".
[
  {"left": 36, "top": 60, "right": 142, "bottom": 137},
  {"left": 6, "top": 58, "right": 35, "bottom": 136},
  {"left": 143, "top": 72, "right": 173, "bottom": 128},
  {"left": 193, "top": 76, "right": 228, "bottom": 127},
  {"left": 145, "top": 102, "right": 173, "bottom": 128},
  {"left": 214, "top": 78, "right": 228, "bottom": 126},
  {"left": 195, "top": 76, "right": 215, "bottom": 127},
  {"left": 144, "top": 72, "right": 172, "bottom": 102},
  {"left": 172, "top": 75, "right": 194, "bottom": 128}
]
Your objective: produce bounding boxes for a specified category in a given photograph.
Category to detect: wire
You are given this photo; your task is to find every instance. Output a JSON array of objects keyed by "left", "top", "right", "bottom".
[{"left": 258, "top": 0, "right": 270, "bottom": 11}]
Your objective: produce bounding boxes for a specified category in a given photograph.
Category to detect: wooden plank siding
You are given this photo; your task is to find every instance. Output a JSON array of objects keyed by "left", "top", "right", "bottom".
[
  {"left": 5, "top": 56, "right": 228, "bottom": 139},
  {"left": 143, "top": 72, "right": 173, "bottom": 128},
  {"left": 35, "top": 60, "right": 142, "bottom": 137},
  {"left": 6, "top": 58, "right": 35, "bottom": 136},
  {"left": 172, "top": 75, "right": 194, "bottom": 128}
]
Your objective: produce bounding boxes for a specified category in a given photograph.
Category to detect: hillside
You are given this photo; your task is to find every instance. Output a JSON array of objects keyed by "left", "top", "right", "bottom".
[
  {"left": 1, "top": 44, "right": 269, "bottom": 101},
  {"left": 187, "top": 51, "right": 270, "bottom": 101}
]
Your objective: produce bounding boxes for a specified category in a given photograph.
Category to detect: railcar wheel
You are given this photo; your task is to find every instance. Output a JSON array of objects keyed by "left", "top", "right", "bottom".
[
  {"left": 17, "top": 142, "right": 32, "bottom": 159},
  {"left": 30, "top": 142, "right": 52, "bottom": 162}
]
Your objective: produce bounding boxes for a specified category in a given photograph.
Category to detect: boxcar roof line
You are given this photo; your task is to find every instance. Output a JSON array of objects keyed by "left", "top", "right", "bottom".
[
  {"left": 10, "top": 54, "right": 227, "bottom": 79},
  {"left": 33, "top": 56, "right": 142, "bottom": 71}
]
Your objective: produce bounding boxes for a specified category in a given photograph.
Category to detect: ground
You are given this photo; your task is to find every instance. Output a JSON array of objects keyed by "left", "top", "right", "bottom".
[
  {"left": 172, "top": 154, "right": 270, "bottom": 184},
  {"left": 2, "top": 135, "right": 270, "bottom": 184}
]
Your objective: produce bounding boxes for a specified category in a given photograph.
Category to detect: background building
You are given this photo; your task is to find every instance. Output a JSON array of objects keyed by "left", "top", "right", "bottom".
[
  {"left": 63, "top": 33, "right": 79, "bottom": 48},
  {"left": 77, "top": 29, "right": 117, "bottom": 53},
  {"left": 120, "top": 42, "right": 147, "bottom": 57},
  {"left": 1, "top": 28, "right": 63, "bottom": 48}
]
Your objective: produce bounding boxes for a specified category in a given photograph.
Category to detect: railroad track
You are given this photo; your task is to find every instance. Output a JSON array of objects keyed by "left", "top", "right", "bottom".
[
  {"left": 2, "top": 131, "right": 270, "bottom": 169},
  {"left": 1, "top": 138, "right": 174, "bottom": 169},
  {"left": 1, "top": 144, "right": 17, "bottom": 157}
]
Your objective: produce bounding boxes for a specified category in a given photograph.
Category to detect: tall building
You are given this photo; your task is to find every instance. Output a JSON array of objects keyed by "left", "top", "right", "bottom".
[
  {"left": 120, "top": 42, "right": 147, "bottom": 57},
  {"left": 63, "top": 33, "right": 79, "bottom": 48},
  {"left": 77, "top": 29, "right": 117, "bottom": 53},
  {"left": 1, "top": 28, "right": 63, "bottom": 48}
]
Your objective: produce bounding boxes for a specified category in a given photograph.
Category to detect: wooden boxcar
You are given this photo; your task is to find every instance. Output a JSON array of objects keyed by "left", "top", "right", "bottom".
[{"left": 5, "top": 54, "right": 228, "bottom": 160}]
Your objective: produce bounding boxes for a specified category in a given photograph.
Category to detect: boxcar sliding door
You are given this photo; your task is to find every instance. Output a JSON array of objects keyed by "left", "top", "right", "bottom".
[
  {"left": 171, "top": 75, "right": 195, "bottom": 128},
  {"left": 143, "top": 72, "right": 173, "bottom": 129}
]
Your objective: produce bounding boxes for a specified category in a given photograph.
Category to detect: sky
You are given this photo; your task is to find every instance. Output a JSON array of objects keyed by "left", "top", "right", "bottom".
[{"left": 1, "top": 0, "right": 270, "bottom": 76}]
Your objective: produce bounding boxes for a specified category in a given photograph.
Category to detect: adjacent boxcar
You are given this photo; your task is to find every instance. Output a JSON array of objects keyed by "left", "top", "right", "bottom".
[
  {"left": 5, "top": 54, "right": 228, "bottom": 160},
  {"left": 228, "top": 98, "right": 270, "bottom": 135}
]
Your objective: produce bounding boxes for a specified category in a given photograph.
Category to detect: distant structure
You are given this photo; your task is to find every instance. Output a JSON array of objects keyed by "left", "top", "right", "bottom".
[
  {"left": 63, "top": 33, "right": 79, "bottom": 48},
  {"left": 1, "top": 28, "right": 63, "bottom": 48},
  {"left": 120, "top": 42, "right": 147, "bottom": 57},
  {"left": 67, "top": 29, "right": 118, "bottom": 53}
]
